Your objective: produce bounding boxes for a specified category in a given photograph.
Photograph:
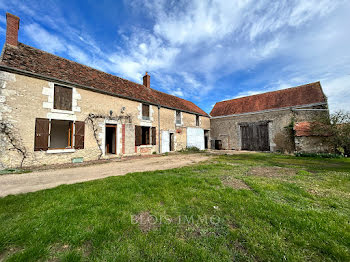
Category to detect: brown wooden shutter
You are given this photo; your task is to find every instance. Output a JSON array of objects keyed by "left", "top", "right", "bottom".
[
  {"left": 152, "top": 127, "right": 156, "bottom": 145},
  {"left": 54, "top": 85, "right": 72, "bottom": 111},
  {"left": 34, "top": 118, "right": 49, "bottom": 151},
  {"left": 135, "top": 125, "right": 142, "bottom": 146},
  {"left": 142, "top": 104, "right": 150, "bottom": 118},
  {"left": 74, "top": 121, "right": 85, "bottom": 149}
]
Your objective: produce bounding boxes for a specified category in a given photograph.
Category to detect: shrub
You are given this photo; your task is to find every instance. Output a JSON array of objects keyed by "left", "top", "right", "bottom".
[
  {"left": 311, "top": 111, "right": 350, "bottom": 155},
  {"left": 179, "top": 146, "right": 202, "bottom": 154},
  {"left": 295, "top": 152, "right": 344, "bottom": 158}
]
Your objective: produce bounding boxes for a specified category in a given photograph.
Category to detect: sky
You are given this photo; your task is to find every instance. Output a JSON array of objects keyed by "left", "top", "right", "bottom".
[{"left": 0, "top": 0, "right": 349, "bottom": 114}]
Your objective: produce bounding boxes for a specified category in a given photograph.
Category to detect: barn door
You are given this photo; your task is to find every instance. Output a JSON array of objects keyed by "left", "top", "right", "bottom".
[
  {"left": 240, "top": 125, "right": 250, "bottom": 151},
  {"left": 240, "top": 122, "right": 269, "bottom": 151}
]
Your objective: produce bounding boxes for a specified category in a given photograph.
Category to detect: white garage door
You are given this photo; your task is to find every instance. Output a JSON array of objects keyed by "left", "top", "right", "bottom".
[
  {"left": 161, "top": 130, "right": 170, "bottom": 153},
  {"left": 187, "top": 127, "right": 204, "bottom": 150}
]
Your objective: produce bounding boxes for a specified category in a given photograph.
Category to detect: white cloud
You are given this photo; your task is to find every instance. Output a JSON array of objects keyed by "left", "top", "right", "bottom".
[
  {"left": 67, "top": 45, "right": 90, "bottom": 65},
  {"left": 171, "top": 89, "right": 184, "bottom": 97},
  {"left": 0, "top": 15, "right": 5, "bottom": 24},
  {"left": 322, "top": 75, "right": 350, "bottom": 113},
  {"left": 23, "top": 23, "right": 66, "bottom": 53},
  {"left": 2, "top": 0, "right": 349, "bottom": 112}
]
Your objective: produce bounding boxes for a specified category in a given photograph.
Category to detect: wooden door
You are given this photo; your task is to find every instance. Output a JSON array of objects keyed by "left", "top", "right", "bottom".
[
  {"left": 240, "top": 122, "right": 269, "bottom": 151},
  {"left": 161, "top": 131, "right": 170, "bottom": 153}
]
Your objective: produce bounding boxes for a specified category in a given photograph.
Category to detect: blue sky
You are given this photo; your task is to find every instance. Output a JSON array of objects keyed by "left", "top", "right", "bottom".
[{"left": 1, "top": 0, "right": 350, "bottom": 114}]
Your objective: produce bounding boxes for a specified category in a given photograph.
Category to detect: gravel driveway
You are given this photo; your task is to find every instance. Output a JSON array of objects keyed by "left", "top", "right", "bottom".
[{"left": 0, "top": 154, "right": 210, "bottom": 197}]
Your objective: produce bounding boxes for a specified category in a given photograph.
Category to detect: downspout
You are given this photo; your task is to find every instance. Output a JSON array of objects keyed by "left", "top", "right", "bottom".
[{"left": 158, "top": 105, "right": 161, "bottom": 153}]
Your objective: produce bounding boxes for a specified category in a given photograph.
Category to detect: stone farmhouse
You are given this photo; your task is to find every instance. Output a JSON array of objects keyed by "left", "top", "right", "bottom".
[
  {"left": 0, "top": 13, "right": 330, "bottom": 169},
  {"left": 0, "top": 13, "right": 210, "bottom": 168},
  {"left": 210, "top": 82, "right": 329, "bottom": 153}
]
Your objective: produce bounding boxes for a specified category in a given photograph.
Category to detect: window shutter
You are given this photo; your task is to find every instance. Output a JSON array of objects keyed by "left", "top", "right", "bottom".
[
  {"left": 74, "top": 121, "right": 85, "bottom": 149},
  {"left": 54, "top": 85, "right": 72, "bottom": 111},
  {"left": 142, "top": 104, "right": 150, "bottom": 118},
  {"left": 152, "top": 127, "right": 156, "bottom": 145},
  {"left": 135, "top": 125, "right": 142, "bottom": 146},
  {"left": 34, "top": 118, "right": 49, "bottom": 151}
]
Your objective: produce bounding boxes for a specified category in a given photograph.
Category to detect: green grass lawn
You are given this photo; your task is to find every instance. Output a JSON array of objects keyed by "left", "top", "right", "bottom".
[{"left": 0, "top": 153, "right": 349, "bottom": 261}]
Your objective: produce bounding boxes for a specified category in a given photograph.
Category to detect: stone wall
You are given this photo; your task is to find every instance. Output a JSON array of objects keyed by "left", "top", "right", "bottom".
[
  {"left": 0, "top": 71, "right": 210, "bottom": 168},
  {"left": 293, "top": 106, "right": 330, "bottom": 153},
  {"left": 210, "top": 109, "right": 293, "bottom": 151},
  {"left": 295, "top": 136, "right": 330, "bottom": 153},
  {"left": 210, "top": 105, "right": 329, "bottom": 152}
]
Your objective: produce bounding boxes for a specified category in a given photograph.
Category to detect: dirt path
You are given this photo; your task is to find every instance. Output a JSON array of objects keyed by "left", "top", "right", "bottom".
[{"left": 0, "top": 154, "right": 211, "bottom": 197}]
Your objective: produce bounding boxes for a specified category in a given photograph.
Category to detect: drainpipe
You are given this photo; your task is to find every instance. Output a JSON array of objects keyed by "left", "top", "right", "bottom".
[{"left": 158, "top": 105, "right": 161, "bottom": 153}]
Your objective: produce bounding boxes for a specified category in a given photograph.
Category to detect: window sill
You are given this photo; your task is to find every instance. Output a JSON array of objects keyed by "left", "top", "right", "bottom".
[
  {"left": 139, "top": 145, "right": 154, "bottom": 148},
  {"left": 176, "top": 123, "right": 183, "bottom": 126},
  {"left": 46, "top": 148, "right": 76, "bottom": 154},
  {"left": 51, "top": 108, "right": 74, "bottom": 115},
  {"left": 141, "top": 119, "right": 152, "bottom": 123}
]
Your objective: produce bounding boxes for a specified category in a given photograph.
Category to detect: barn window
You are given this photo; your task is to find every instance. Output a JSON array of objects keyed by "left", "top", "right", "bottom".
[
  {"left": 176, "top": 111, "right": 182, "bottom": 125},
  {"left": 196, "top": 115, "right": 200, "bottom": 126},
  {"left": 49, "top": 120, "right": 73, "bottom": 149},
  {"left": 54, "top": 84, "right": 72, "bottom": 111},
  {"left": 142, "top": 104, "right": 150, "bottom": 120},
  {"left": 135, "top": 126, "right": 157, "bottom": 146}
]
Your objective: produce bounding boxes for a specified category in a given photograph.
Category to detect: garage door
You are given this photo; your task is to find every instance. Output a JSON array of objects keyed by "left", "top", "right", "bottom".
[
  {"left": 187, "top": 127, "right": 204, "bottom": 150},
  {"left": 240, "top": 122, "right": 269, "bottom": 151},
  {"left": 161, "top": 131, "right": 170, "bottom": 153}
]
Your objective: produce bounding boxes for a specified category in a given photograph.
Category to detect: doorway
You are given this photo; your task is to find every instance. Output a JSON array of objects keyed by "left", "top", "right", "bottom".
[
  {"left": 240, "top": 122, "right": 269, "bottom": 151},
  {"left": 105, "top": 125, "right": 117, "bottom": 154},
  {"left": 169, "top": 133, "right": 174, "bottom": 151},
  {"left": 204, "top": 130, "right": 209, "bottom": 149}
]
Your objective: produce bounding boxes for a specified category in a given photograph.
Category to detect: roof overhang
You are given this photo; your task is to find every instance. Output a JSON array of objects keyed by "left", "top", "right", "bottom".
[{"left": 210, "top": 102, "right": 328, "bottom": 119}]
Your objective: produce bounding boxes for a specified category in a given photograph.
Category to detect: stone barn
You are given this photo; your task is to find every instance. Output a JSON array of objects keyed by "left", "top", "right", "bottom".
[{"left": 210, "top": 82, "right": 329, "bottom": 153}]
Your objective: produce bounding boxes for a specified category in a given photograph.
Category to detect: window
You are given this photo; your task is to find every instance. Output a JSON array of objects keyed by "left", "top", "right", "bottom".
[
  {"left": 34, "top": 118, "right": 85, "bottom": 151},
  {"left": 142, "top": 104, "right": 150, "bottom": 120},
  {"left": 54, "top": 84, "right": 72, "bottom": 111},
  {"left": 135, "top": 126, "right": 157, "bottom": 146},
  {"left": 50, "top": 120, "right": 73, "bottom": 149},
  {"left": 141, "top": 126, "right": 150, "bottom": 145},
  {"left": 176, "top": 111, "right": 182, "bottom": 125},
  {"left": 196, "top": 115, "right": 200, "bottom": 126}
]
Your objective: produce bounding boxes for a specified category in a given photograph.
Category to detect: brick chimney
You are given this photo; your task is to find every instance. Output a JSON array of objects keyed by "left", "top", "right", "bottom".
[
  {"left": 143, "top": 72, "right": 150, "bottom": 88},
  {"left": 6, "top": 13, "right": 20, "bottom": 47}
]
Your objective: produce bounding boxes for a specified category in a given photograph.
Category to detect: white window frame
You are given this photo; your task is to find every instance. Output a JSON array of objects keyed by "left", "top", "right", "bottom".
[{"left": 176, "top": 111, "right": 182, "bottom": 126}]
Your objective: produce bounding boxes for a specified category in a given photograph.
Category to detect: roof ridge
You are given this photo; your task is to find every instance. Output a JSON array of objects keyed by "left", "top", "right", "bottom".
[
  {"left": 217, "top": 82, "right": 321, "bottom": 104},
  {"left": 17, "top": 42, "right": 148, "bottom": 89},
  {"left": 210, "top": 81, "right": 326, "bottom": 117}
]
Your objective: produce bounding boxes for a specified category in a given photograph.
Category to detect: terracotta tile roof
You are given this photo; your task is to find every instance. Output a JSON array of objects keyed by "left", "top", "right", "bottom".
[
  {"left": 295, "top": 121, "right": 333, "bottom": 137},
  {"left": 210, "top": 82, "right": 327, "bottom": 117},
  {"left": 0, "top": 43, "right": 208, "bottom": 116},
  {"left": 294, "top": 122, "right": 312, "bottom": 136}
]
